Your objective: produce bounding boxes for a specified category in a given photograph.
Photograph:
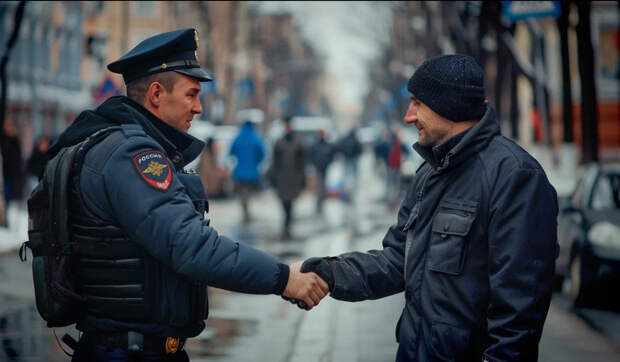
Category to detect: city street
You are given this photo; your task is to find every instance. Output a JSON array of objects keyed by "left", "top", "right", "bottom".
[
  {"left": 0, "top": 152, "right": 619, "bottom": 361},
  {"left": 0, "top": 1, "right": 618, "bottom": 361}
]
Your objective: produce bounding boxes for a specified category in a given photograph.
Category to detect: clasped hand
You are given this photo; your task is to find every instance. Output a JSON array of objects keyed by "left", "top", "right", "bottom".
[{"left": 282, "top": 261, "right": 328, "bottom": 310}]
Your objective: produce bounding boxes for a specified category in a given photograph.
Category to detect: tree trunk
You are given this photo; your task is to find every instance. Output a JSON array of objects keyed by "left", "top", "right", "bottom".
[
  {"left": 576, "top": 1, "right": 598, "bottom": 163},
  {"left": 558, "top": 0, "right": 574, "bottom": 143},
  {"left": 510, "top": 61, "right": 519, "bottom": 139}
]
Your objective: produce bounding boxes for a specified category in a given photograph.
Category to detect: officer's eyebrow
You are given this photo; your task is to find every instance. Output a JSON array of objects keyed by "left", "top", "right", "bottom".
[{"left": 188, "top": 87, "right": 201, "bottom": 94}]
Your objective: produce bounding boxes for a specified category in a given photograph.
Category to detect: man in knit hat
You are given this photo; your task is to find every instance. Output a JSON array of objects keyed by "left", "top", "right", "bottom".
[{"left": 296, "top": 54, "right": 559, "bottom": 361}]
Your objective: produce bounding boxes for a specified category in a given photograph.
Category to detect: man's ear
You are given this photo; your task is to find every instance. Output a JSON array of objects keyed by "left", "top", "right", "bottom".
[{"left": 145, "top": 82, "right": 164, "bottom": 109}]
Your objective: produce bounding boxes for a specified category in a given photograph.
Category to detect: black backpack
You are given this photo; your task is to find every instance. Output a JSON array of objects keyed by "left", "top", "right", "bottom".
[{"left": 20, "top": 127, "right": 120, "bottom": 327}]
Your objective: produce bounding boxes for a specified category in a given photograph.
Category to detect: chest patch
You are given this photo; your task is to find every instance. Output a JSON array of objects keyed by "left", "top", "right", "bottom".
[{"left": 132, "top": 150, "right": 172, "bottom": 190}]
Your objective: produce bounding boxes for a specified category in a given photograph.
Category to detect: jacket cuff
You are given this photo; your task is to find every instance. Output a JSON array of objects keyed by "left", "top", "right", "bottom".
[
  {"left": 301, "top": 257, "right": 335, "bottom": 291},
  {"left": 273, "top": 262, "right": 290, "bottom": 295}
]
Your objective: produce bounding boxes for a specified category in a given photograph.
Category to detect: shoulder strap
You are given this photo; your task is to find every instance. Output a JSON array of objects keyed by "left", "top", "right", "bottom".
[{"left": 53, "top": 126, "right": 123, "bottom": 256}]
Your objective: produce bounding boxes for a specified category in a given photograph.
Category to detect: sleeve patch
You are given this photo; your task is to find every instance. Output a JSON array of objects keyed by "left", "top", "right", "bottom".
[{"left": 132, "top": 150, "right": 172, "bottom": 190}]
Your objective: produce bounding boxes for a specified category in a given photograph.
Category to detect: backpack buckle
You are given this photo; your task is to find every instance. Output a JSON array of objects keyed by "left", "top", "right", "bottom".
[{"left": 19, "top": 241, "right": 31, "bottom": 262}]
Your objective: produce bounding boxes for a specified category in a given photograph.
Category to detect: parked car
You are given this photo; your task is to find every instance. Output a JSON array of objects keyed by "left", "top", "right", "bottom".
[{"left": 556, "top": 163, "right": 620, "bottom": 307}]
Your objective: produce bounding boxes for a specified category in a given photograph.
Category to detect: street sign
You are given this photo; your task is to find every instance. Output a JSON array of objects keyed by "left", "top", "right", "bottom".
[{"left": 502, "top": 1, "right": 561, "bottom": 23}]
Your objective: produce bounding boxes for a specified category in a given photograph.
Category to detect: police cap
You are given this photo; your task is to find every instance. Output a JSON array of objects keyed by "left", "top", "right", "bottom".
[{"left": 107, "top": 28, "right": 212, "bottom": 84}]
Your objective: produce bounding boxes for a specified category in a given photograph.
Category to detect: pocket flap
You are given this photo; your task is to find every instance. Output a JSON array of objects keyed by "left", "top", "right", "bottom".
[{"left": 431, "top": 212, "right": 474, "bottom": 236}]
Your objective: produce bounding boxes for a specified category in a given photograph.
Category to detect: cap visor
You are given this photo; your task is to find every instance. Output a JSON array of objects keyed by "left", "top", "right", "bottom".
[{"left": 174, "top": 68, "right": 212, "bottom": 82}]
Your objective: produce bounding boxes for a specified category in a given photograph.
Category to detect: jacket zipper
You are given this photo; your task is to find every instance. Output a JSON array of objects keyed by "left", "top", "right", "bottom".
[{"left": 403, "top": 167, "right": 432, "bottom": 281}]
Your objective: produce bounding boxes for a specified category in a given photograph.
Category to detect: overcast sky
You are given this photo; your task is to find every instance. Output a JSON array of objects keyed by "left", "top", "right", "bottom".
[{"left": 255, "top": 1, "right": 394, "bottom": 112}]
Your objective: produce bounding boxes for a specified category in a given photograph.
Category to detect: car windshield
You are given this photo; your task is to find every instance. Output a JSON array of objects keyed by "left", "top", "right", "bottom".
[{"left": 591, "top": 172, "right": 620, "bottom": 210}]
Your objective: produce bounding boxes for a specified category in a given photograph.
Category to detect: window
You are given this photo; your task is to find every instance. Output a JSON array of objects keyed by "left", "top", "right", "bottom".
[{"left": 133, "top": 2, "right": 158, "bottom": 18}]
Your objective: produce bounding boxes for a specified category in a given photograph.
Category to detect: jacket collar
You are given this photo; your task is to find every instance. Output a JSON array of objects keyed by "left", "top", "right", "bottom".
[
  {"left": 50, "top": 96, "right": 204, "bottom": 168},
  {"left": 112, "top": 97, "right": 204, "bottom": 168},
  {"left": 413, "top": 106, "right": 500, "bottom": 172}
]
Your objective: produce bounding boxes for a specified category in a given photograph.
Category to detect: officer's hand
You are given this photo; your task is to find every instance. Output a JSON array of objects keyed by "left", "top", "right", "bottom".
[{"left": 282, "top": 261, "right": 329, "bottom": 310}]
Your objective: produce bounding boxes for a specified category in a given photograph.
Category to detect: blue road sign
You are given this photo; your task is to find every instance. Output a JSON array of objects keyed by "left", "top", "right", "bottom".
[{"left": 502, "top": 1, "right": 561, "bottom": 23}]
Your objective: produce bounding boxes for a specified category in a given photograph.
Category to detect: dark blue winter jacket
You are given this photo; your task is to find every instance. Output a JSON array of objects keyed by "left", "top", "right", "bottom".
[
  {"left": 305, "top": 106, "right": 559, "bottom": 361},
  {"left": 50, "top": 96, "right": 288, "bottom": 337}
]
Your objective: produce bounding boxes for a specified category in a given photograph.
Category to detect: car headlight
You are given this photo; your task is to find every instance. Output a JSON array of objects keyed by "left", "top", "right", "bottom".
[{"left": 588, "top": 221, "right": 620, "bottom": 248}]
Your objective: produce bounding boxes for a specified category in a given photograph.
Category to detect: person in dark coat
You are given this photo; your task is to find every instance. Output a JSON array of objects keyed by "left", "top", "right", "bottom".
[
  {"left": 1, "top": 117, "right": 24, "bottom": 204},
  {"left": 336, "top": 128, "right": 362, "bottom": 199},
  {"left": 297, "top": 55, "right": 559, "bottom": 361},
  {"left": 25, "top": 135, "right": 51, "bottom": 195},
  {"left": 309, "top": 129, "right": 334, "bottom": 214},
  {"left": 26, "top": 135, "right": 51, "bottom": 180},
  {"left": 46, "top": 29, "right": 327, "bottom": 361},
  {"left": 272, "top": 118, "right": 307, "bottom": 239}
]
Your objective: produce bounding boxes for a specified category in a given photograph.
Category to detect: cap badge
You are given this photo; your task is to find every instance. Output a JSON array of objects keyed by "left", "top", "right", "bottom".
[
  {"left": 161, "top": 63, "right": 168, "bottom": 70},
  {"left": 194, "top": 30, "right": 199, "bottom": 49}
]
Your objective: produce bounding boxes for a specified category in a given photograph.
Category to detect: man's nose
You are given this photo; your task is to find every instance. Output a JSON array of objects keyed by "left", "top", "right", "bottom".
[
  {"left": 404, "top": 106, "right": 417, "bottom": 123},
  {"left": 193, "top": 99, "right": 203, "bottom": 114}
]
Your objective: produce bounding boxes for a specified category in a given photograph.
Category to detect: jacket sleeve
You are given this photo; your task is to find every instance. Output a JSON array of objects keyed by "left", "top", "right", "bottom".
[
  {"left": 484, "top": 167, "right": 558, "bottom": 361},
  {"left": 311, "top": 188, "right": 412, "bottom": 302},
  {"left": 100, "top": 136, "right": 289, "bottom": 295}
]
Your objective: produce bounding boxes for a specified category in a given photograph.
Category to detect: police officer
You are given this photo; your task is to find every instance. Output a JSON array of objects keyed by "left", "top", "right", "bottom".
[{"left": 48, "top": 28, "right": 328, "bottom": 361}]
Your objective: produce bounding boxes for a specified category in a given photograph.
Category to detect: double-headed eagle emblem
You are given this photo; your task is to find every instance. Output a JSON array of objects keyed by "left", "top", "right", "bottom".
[{"left": 142, "top": 161, "right": 167, "bottom": 177}]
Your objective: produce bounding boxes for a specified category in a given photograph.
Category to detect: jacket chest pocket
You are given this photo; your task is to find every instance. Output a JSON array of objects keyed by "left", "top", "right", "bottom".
[{"left": 428, "top": 200, "right": 477, "bottom": 275}]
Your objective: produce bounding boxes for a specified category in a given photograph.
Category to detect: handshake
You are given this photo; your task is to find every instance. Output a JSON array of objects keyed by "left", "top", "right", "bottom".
[{"left": 281, "top": 261, "right": 329, "bottom": 311}]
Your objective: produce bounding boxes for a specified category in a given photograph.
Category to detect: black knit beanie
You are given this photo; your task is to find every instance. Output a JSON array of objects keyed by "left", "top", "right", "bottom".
[{"left": 407, "top": 54, "right": 486, "bottom": 122}]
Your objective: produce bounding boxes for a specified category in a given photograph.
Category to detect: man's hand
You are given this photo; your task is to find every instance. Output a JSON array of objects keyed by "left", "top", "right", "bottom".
[{"left": 282, "top": 261, "right": 329, "bottom": 310}]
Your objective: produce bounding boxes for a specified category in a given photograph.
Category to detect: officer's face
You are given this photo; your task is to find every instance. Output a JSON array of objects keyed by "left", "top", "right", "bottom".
[
  {"left": 404, "top": 96, "right": 454, "bottom": 147},
  {"left": 159, "top": 75, "right": 203, "bottom": 132}
]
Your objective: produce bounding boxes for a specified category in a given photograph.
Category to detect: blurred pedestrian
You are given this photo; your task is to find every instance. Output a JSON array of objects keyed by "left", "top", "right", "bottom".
[
  {"left": 272, "top": 117, "right": 307, "bottom": 239},
  {"left": 1, "top": 117, "right": 23, "bottom": 205},
  {"left": 373, "top": 129, "right": 392, "bottom": 202},
  {"left": 26, "top": 135, "right": 51, "bottom": 194},
  {"left": 299, "top": 55, "right": 558, "bottom": 361},
  {"left": 310, "top": 129, "right": 334, "bottom": 214},
  {"left": 198, "top": 137, "right": 225, "bottom": 197},
  {"left": 229, "top": 120, "right": 266, "bottom": 223},
  {"left": 337, "top": 128, "right": 362, "bottom": 200},
  {"left": 386, "top": 130, "right": 408, "bottom": 210}
]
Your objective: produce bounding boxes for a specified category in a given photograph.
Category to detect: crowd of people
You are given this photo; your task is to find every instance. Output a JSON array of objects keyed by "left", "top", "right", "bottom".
[{"left": 223, "top": 113, "right": 414, "bottom": 240}]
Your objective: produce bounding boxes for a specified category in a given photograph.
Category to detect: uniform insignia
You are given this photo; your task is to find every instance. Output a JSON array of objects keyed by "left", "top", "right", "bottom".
[
  {"left": 132, "top": 150, "right": 172, "bottom": 190},
  {"left": 165, "top": 337, "right": 180, "bottom": 354},
  {"left": 194, "top": 30, "right": 199, "bottom": 49}
]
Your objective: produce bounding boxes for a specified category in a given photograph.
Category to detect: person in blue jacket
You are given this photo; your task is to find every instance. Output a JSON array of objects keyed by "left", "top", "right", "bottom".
[
  {"left": 47, "top": 28, "right": 327, "bottom": 362},
  {"left": 299, "top": 55, "right": 559, "bottom": 361},
  {"left": 229, "top": 119, "right": 266, "bottom": 223}
]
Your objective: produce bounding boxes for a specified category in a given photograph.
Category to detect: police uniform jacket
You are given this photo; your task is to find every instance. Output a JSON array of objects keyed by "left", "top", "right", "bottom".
[
  {"left": 305, "top": 106, "right": 559, "bottom": 361},
  {"left": 49, "top": 96, "right": 289, "bottom": 338}
]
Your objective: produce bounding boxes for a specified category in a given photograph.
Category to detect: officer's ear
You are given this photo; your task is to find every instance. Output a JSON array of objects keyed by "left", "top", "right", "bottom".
[{"left": 145, "top": 81, "right": 166, "bottom": 109}]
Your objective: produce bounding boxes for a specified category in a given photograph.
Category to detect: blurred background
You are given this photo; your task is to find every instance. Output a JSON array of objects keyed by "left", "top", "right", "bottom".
[{"left": 0, "top": 1, "right": 619, "bottom": 361}]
